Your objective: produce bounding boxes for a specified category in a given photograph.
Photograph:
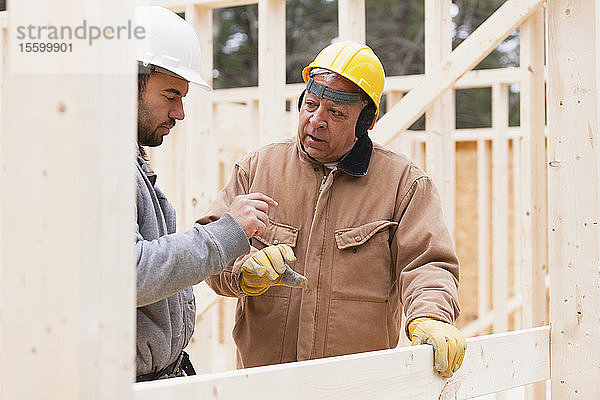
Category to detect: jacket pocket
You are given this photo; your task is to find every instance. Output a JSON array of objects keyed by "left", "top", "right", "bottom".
[
  {"left": 232, "top": 295, "right": 290, "bottom": 368},
  {"left": 324, "top": 299, "right": 390, "bottom": 357},
  {"left": 253, "top": 220, "right": 299, "bottom": 248},
  {"left": 251, "top": 220, "right": 300, "bottom": 298},
  {"left": 331, "top": 220, "right": 398, "bottom": 301}
]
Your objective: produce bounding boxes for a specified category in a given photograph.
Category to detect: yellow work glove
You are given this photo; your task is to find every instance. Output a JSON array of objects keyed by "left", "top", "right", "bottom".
[
  {"left": 240, "top": 244, "right": 308, "bottom": 296},
  {"left": 408, "top": 317, "right": 466, "bottom": 378}
]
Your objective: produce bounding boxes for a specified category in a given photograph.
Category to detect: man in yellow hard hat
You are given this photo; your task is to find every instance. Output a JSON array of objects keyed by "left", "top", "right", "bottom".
[{"left": 199, "top": 41, "right": 466, "bottom": 378}]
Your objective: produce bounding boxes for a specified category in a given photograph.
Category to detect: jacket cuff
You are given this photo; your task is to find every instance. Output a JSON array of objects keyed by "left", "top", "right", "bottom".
[{"left": 198, "top": 212, "right": 250, "bottom": 272}]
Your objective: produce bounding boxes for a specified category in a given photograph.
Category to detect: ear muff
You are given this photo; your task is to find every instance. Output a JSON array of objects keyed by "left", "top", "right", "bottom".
[
  {"left": 355, "top": 102, "right": 376, "bottom": 138},
  {"left": 297, "top": 89, "right": 306, "bottom": 112}
]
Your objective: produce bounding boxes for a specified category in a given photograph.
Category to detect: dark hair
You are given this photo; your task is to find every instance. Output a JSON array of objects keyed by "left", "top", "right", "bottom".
[{"left": 138, "top": 64, "right": 154, "bottom": 100}]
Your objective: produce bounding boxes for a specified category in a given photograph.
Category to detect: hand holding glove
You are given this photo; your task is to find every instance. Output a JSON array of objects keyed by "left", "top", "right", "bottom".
[
  {"left": 408, "top": 317, "right": 467, "bottom": 378},
  {"left": 240, "top": 244, "right": 308, "bottom": 296}
]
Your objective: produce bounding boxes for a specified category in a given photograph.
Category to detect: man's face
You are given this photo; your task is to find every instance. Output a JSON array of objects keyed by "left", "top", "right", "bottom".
[
  {"left": 298, "top": 75, "right": 364, "bottom": 163},
  {"left": 138, "top": 72, "right": 189, "bottom": 147}
]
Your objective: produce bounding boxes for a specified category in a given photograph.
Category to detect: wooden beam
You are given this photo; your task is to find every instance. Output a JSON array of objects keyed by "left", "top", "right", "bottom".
[
  {"left": 0, "top": 13, "right": 5, "bottom": 144},
  {"left": 258, "top": 0, "right": 286, "bottom": 144},
  {"left": 491, "top": 83, "right": 509, "bottom": 334},
  {"left": 462, "top": 294, "right": 525, "bottom": 337},
  {"left": 371, "top": 0, "right": 545, "bottom": 145},
  {"left": 424, "top": 0, "right": 455, "bottom": 235},
  {"left": 338, "top": 0, "right": 365, "bottom": 43},
  {"left": 477, "top": 138, "right": 491, "bottom": 318},
  {"left": 182, "top": 5, "right": 215, "bottom": 221},
  {"left": 518, "top": 6, "right": 547, "bottom": 400},
  {"left": 135, "top": 0, "right": 257, "bottom": 11},
  {"left": 547, "top": 0, "right": 600, "bottom": 397},
  {"left": 0, "top": 1, "right": 136, "bottom": 399},
  {"left": 134, "top": 327, "right": 550, "bottom": 400},
  {"left": 209, "top": 68, "right": 529, "bottom": 104},
  {"left": 519, "top": 3, "right": 547, "bottom": 331}
]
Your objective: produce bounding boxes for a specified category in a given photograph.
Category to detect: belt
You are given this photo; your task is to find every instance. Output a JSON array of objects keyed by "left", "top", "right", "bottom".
[{"left": 136, "top": 351, "right": 196, "bottom": 382}]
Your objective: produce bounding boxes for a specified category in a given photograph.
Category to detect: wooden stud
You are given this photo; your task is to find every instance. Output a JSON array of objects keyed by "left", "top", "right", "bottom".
[
  {"left": 547, "top": 0, "right": 600, "bottom": 397},
  {"left": 135, "top": 0, "right": 258, "bottom": 11},
  {"left": 491, "top": 83, "right": 509, "bottom": 334},
  {"left": 511, "top": 137, "right": 522, "bottom": 330},
  {"left": 519, "top": 6, "right": 547, "bottom": 399},
  {"left": 477, "top": 139, "right": 491, "bottom": 319},
  {"left": 519, "top": 4, "right": 547, "bottom": 330},
  {"left": 0, "top": 12, "right": 5, "bottom": 144},
  {"left": 184, "top": 5, "right": 215, "bottom": 219},
  {"left": 371, "top": 0, "right": 545, "bottom": 145},
  {"left": 258, "top": 0, "right": 286, "bottom": 144},
  {"left": 338, "top": 0, "right": 365, "bottom": 44},
  {"left": 0, "top": 2, "right": 136, "bottom": 399},
  {"left": 462, "top": 295, "right": 523, "bottom": 337},
  {"left": 424, "top": 0, "right": 455, "bottom": 235}
]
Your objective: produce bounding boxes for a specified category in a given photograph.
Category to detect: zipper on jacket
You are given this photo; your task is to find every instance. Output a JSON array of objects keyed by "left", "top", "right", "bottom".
[{"left": 313, "top": 166, "right": 330, "bottom": 214}]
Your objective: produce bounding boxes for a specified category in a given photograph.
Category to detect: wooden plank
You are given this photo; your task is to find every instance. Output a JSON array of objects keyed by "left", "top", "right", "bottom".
[
  {"left": 511, "top": 137, "right": 522, "bottom": 330},
  {"left": 258, "top": 0, "right": 286, "bottom": 144},
  {"left": 135, "top": 0, "right": 257, "bottom": 11},
  {"left": 547, "top": 0, "right": 600, "bottom": 398},
  {"left": 424, "top": 0, "right": 455, "bottom": 235},
  {"left": 0, "top": 11, "right": 6, "bottom": 388},
  {"left": 209, "top": 68, "right": 529, "bottom": 104},
  {"left": 477, "top": 138, "right": 491, "bottom": 318},
  {"left": 491, "top": 83, "right": 509, "bottom": 333},
  {"left": 0, "top": 15, "right": 5, "bottom": 149},
  {"left": 519, "top": 4, "right": 547, "bottom": 330},
  {"left": 518, "top": 7, "right": 547, "bottom": 400},
  {"left": 183, "top": 5, "right": 215, "bottom": 220},
  {"left": 462, "top": 295, "right": 523, "bottom": 338},
  {"left": 134, "top": 327, "right": 550, "bottom": 400},
  {"left": 338, "top": 0, "right": 365, "bottom": 43},
  {"left": 385, "top": 68, "right": 525, "bottom": 92},
  {"left": 371, "top": 0, "right": 545, "bottom": 145},
  {"left": 0, "top": 1, "right": 135, "bottom": 399}
]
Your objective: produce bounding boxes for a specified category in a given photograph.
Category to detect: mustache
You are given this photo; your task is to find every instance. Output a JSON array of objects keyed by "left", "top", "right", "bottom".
[{"left": 160, "top": 119, "right": 176, "bottom": 129}]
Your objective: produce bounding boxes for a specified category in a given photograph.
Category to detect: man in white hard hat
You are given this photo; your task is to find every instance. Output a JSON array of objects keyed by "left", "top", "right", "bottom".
[{"left": 133, "top": 6, "right": 277, "bottom": 381}]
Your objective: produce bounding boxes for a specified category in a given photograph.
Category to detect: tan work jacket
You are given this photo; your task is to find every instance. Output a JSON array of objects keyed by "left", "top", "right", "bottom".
[{"left": 200, "top": 135, "right": 460, "bottom": 368}]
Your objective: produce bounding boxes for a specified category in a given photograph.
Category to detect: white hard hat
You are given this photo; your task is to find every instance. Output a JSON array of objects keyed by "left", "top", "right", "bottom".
[{"left": 134, "top": 6, "right": 210, "bottom": 89}]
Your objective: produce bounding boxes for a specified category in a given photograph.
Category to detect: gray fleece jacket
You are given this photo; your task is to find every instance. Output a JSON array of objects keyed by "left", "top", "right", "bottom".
[{"left": 135, "top": 154, "right": 249, "bottom": 376}]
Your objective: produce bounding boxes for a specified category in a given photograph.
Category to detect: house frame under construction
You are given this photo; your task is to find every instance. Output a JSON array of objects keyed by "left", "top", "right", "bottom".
[{"left": 0, "top": 0, "right": 598, "bottom": 398}]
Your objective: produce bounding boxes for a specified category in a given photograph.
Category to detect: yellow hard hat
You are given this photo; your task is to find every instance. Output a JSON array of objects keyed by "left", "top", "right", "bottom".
[{"left": 302, "top": 41, "right": 385, "bottom": 129}]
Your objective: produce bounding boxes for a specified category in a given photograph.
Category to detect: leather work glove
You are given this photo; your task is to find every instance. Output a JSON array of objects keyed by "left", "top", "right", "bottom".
[
  {"left": 408, "top": 317, "right": 467, "bottom": 378},
  {"left": 240, "top": 244, "right": 308, "bottom": 296}
]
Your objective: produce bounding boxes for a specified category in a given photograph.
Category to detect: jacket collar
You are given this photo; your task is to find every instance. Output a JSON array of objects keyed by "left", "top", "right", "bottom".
[
  {"left": 137, "top": 148, "right": 157, "bottom": 186},
  {"left": 297, "top": 133, "right": 373, "bottom": 176}
]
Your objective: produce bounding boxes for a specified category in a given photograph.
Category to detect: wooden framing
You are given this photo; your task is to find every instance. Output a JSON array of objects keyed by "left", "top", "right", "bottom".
[
  {"left": 3, "top": 0, "right": 600, "bottom": 398},
  {"left": 491, "top": 82, "right": 509, "bottom": 334},
  {"left": 370, "top": 0, "right": 544, "bottom": 144},
  {"left": 135, "top": 327, "right": 550, "bottom": 400},
  {"left": 519, "top": 6, "right": 546, "bottom": 399},
  {"left": 182, "top": 5, "right": 216, "bottom": 221},
  {"left": 547, "top": 0, "right": 600, "bottom": 397},
  {"left": 135, "top": 0, "right": 258, "bottom": 12},
  {"left": 258, "top": 0, "right": 286, "bottom": 144},
  {"left": 0, "top": 2, "right": 136, "bottom": 399},
  {"left": 338, "top": 0, "right": 365, "bottom": 44},
  {"left": 424, "top": 0, "right": 455, "bottom": 235}
]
